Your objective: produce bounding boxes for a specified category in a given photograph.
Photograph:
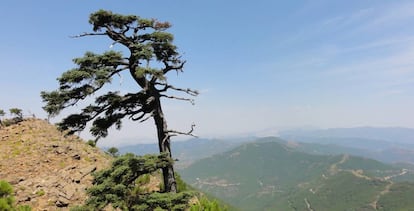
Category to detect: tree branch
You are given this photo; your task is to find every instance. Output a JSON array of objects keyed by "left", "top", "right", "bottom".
[
  {"left": 162, "top": 60, "right": 185, "bottom": 75},
  {"left": 129, "top": 109, "right": 153, "bottom": 123},
  {"left": 157, "top": 83, "right": 199, "bottom": 96},
  {"left": 161, "top": 124, "right": 197, "bottom": 149},
  {"left": 70, "top": 32, "right": 107, "bottom": 38},
  {"left": 167, "top": 123, "right": 197, "bottom": 138},
  {"left": 160, "top": 94, "right": 195, "bottom": 105}
]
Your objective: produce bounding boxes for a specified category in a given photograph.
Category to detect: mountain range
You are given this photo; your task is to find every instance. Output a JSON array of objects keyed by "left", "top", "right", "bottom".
[
  {"left": 114, "top": 127, "right": 414, "bottom": 210},
  {"left": 279, "top": 127, "right": 414, "bottom": 164},
  {"left": 279, "top": 127, "right": 414, "bottom": 145},
  {"left": 180, "top": 137, "right": 414, "bottom": 210},
  {"left": 117, "top": 138, "right": 251, "bottom": 169},
  {"left": 119, "top": 127, "right": 414, "bottom": 167}
]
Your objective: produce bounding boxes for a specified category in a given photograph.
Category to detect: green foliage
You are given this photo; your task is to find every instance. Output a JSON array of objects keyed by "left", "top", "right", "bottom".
[
  {"left": 175, "top": 173, "right": 188, "bottom": 192},
  {"left": 40, "top": 9, "right": 196, "bottom": 141},
  {"left": 181, "top": 139, "right": 414, "bottom": 210},
  {"left": 107, "top": 147, "right": 119, "bottom": 157},
  {"left": 135, "top": 173, "right": 151, "bottom": 186},
  {"left": 9, "top": 108, "right": 22, "bottom": 119},
  {"left": 72, "top": 153, "right": 223, "bottom": 210},
  {"left": 86, "top": 140, "right": 96, "bottom": 147},
  {"left": 41, "top": 8, "right": 197, "bottom": 194},
  {"left": 0, "top": 180, "right": 14, "bottom": 210},
  {"left": 82, "top": 153, "right": 176, "bottom": 210},
  {"left": 337, "top": 156, "right": 393, "bottom": 171},
  {"left": 0, "top": 180, "right": 32, "bottom": 211},
  {"left": 16, "top": 205, "right": 31, "bottom": 211},
  {"left": 287, "top": 171, "right": 387, "bottom": 211},
  {"left": 0, "top": 109, "right": 5, "bottom": 117},
  {"left": 89, "top": 10, "right": 140, "bottom": 32},
  {"left": 128, "top": 191, "right": 194, "bottom": 211},
  {"left": 377, "top": 182, "right": 414, "bottom": 211},
  {"left": 35, "top": 189, "right": 45, "bottom": 196}
]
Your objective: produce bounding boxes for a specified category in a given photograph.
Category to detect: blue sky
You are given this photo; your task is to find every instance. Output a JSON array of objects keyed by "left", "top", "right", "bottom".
[{"left": 1, "top": 1, "right": 413, "bottom": 146}]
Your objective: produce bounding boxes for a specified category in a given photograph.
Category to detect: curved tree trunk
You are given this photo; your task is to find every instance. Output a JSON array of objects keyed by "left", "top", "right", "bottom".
[{"left": 153, "top": 96, "right": 177, "bottom": 193}]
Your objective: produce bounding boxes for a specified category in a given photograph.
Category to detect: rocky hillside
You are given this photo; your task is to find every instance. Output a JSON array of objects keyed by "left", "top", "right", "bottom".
[{"left": 0, "top": 118, "right": 112, "bottom": 210}]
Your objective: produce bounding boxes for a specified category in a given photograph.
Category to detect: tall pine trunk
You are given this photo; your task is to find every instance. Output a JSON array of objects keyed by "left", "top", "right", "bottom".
[{"left": 153, "top": 96, "right": 177, "bottom": 193}]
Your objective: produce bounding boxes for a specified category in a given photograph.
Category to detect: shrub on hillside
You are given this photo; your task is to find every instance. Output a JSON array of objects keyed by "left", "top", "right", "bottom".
[
  {"left": 70, "top": 153, "right": 227, "bottom": 211},
  {"left": 0, "top": 107, "right": 25, "bottom": 127},
  {"left": 0, "top": 180, "right": 14, "bottom": 210},
  {"left": 86, "top": 140, "right": 97, "bottom": 147},
  {"left": 107, "top": 147, "right": 119, "bottom": 157},
  {"left": 0, "top": 180, "right": 31, "bottom": 211}
]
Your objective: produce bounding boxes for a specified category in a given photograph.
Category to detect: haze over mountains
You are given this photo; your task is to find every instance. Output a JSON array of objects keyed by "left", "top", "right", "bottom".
[
  {"left": 119, "top": 126, "right": 414, "bottom": 166},
  {"left": 279, "top": 127, "right": 414, "bottom": 164},
  {"left": 279, "top": 126, "right": 414, "bottom": 146}
]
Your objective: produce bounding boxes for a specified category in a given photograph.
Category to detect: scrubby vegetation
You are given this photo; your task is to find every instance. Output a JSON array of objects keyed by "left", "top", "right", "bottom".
[
  {"left": 72, "top": 153, "right": 228, "bottom": 210},
  {"left": 106, "top": 147, "right": 120, "bottom": 157},
  {"left": 0, "top": 180, "right": 31, "bottom": 211},
  {"left": 0, "top": 107, "right": 25, "bottom": 127},
  {"left": 9, "top": 108, "right": 23, "bottom": 121}
]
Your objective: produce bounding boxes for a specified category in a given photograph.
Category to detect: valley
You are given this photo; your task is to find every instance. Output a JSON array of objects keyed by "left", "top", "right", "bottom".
[
  {"left": 178, "top": 137, "right": 414, "bottom": 210},
  {"left": 50, "top": 126, "right": 414, "bottom": 210}
]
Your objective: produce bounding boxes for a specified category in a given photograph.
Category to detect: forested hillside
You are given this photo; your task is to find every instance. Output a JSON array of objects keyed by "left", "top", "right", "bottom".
[{"left": 181, "top": 137, "right": 414, "bottom": 210}]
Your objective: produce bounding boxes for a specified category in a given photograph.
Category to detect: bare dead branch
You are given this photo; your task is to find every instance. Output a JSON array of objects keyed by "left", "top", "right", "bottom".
[
  {"left": 167, "top": 123, "right": 197, "bottom": 138},
  {"left": 161, "top": 123, "right": 197, "bottom": 149},
  {"left": 168, "top": 85, "right": 199, "bottom": 96},
  {"left": 155, "top": 82, "right": 198, "bottom": 96},
  {"left": 70, "top": 32, "right": 107, "bottom": 38},
  {"left": 160, "top": 94, "right": 195, "bottom": 105}
]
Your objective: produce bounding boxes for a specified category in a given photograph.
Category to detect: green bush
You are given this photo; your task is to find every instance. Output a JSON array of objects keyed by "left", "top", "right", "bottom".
[
  {"left": 107, "top": 147, "right": 119, "bottom": 157},
  {"left": 72, "top": 153, "right": 229, "bottom": 211},
  {"left": 16, "top": 205, "right": 31, "bottom": 211},
  {"left": 77, "top": 153, "right": 176, "bottom": 210},
  {"left": 175, "top": 173, "right": 188, "bottom": 192},
  {"left": 86, "top": 140, "right": 96, "bottom": 147},
  {"left": 0, "top": 180, "right": 15, "bottom": 210},
  {"left": 0, "top": 180, "right": 32, "bottom": 211},
  {"left": 9, "top": 108, "right": 23, "bottom": 120}
]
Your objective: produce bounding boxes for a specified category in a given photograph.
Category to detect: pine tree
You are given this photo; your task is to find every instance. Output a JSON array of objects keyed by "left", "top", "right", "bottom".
[{"left": 41, "top": 10, "right": 197, "bottom": 193}]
